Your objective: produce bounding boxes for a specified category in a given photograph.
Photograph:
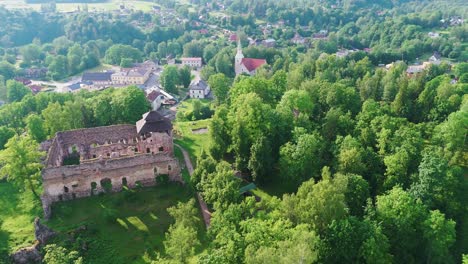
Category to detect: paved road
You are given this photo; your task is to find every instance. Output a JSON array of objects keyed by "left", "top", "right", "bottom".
[{"left": 175, "top": 144, "right": 211, "bottom": 227}]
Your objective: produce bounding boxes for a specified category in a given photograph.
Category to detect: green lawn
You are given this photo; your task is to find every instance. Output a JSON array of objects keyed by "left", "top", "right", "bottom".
[
  {"left": 174, "top": 146, "right": 191, "bottom": 184},
  {"left": 0, "top": 181, "right": 42, "bottom": 261},
  {"left": 46, "top": 183, "right": 203, "bottom": 264},
  {"left": 174, "top": 119, "right": 211, "bottom": 165},
  {"left": 177, "top": 99, "right": 212, "bottom": 119}
]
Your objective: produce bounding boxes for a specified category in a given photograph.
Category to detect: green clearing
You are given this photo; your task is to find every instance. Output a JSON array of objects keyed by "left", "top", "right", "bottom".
[
  {"left": 174, "top": 119, "right": 211, "bottom": 165},
  {"left": 176, "top": 99, "right": 212, "bottom": 119},
  {"left": 46, "top": 183, "right": 204, "bottom": 264},
  {"left": 0, "top": 181, "right": 206, "bottom": 263},
  {"left": 0, "top": 181, "right": 42, "bottom": 261},
  {"left": 174, "top": 146, "right": 191, "bottom": 184}
]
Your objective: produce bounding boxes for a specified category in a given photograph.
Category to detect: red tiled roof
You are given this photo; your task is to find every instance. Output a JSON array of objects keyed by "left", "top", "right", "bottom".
[
  {"left": 28, "top": 85, "right": 42, "bottom": 93},
  {"left": 146, "top": 90, "right": 161, "bottom": 101},
  {"left": 229, "top": 34, "right": 237, "bottom": 41},
  {"left": 241, "top": 58, "right": 267, "bottom": 72}
]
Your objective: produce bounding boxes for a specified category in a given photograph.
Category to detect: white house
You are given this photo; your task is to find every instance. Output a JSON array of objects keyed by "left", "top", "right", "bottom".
[
  {"left": 146, "top": 90, "right": 164, "bottom": 110},
  {"left": 189, "top": 80, "right": 210, "bottom": 99},
  {"left": 181, "top": 57, "right": 202, "bottom": 68}
]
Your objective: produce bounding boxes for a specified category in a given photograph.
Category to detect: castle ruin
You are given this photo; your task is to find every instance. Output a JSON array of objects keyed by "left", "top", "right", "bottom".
[{"left": 41, "top": 111, "right": 181, "bottom": 219}]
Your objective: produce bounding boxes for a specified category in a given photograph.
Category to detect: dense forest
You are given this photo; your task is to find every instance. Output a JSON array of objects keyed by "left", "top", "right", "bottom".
[{"left": 0, "top": 0, "right": 466, "bottom": 263}]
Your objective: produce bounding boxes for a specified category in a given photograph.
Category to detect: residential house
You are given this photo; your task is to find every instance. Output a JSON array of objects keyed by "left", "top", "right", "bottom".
[
  {"left": 147, "top": 90, "right": 164, "bottom": 110},
  {"left": 14, "top": 77, "right": 32, "bottom": 85},
  {"left": 406, "top": 62, "right": 432, "bottom": 76},
  {"left": 23, "top": 68, "right": 47, "bottom": 79},
  {"left": 229, "top": 34, "right": 237, "bottom": 42},
  {"left": 428, "top": 32, "right": 440, "bottom": 38},
  {"left": 189, "top": 80, "right": 210, "bottom": 99},
  {"left": 181, "top": 57, "right": 203, "bottom": 68},
  {"left": 261, "top": 38, "right": 276, "bottom": 48},
  {"left": 313, "top": 30, "right": 329, "bottom": 40},
  {"left": 291, "top": 32, "right": 306, "bottom": 44},
  {"left": 81, "top": 72, "right": 114, "bottom": 88},
  {"left": 28, "top": 85, "right": 42, "bottom": 94},
  {"left": 429, "top": 52, "right": 442, "bottom": 65}
]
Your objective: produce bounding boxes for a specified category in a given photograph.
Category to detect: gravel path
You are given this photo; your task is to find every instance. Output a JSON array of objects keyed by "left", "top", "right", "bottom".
[{"left": 175, "top": 144, "right": 211, "bottom": 227}]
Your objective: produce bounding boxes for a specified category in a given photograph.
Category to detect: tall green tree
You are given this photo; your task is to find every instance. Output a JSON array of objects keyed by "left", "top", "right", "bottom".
[
  {"left": 208, "top": 73, "right": 230, "bottom": 104},
  {"left": 199, "top": 161, "right": 241, "bottom": 210},
  {"left": 6, "top": 80, "right": 31, "bottom": 102},
  {"left": 0, "top": 135, "right": 44, "bottom": 197},
  {"left": 160, "top": 65, "right": 179, "bottom": 94},
  {"left": 178, "top": 66, "right": 192, "bottom": 89},
  {"left": 26, "top": 114, "right": 47, "bottom": 142},
  {"left": 0, "top": 126, "right": 15, "bottom": 150}
]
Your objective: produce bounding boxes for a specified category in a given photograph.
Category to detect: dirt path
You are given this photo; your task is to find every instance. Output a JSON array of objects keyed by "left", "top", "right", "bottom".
[{"left": 175, "top": 144, "right": 211, "bottom": 227}]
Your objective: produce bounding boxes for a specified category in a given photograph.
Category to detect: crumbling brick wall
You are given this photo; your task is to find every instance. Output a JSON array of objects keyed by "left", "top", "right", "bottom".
[{"left": 41, "top": 124, "right": 181, "bottom": 219}]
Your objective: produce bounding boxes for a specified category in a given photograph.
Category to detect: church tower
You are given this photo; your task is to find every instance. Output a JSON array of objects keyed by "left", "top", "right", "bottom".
[{"left": 235, "top": 37, "right": 244, "bottom": 75}]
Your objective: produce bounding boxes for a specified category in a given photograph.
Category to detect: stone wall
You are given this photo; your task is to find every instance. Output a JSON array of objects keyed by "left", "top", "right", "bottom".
[
  {"left": 41, "top": 154, "right": 181, "bottom": 219},
  {"left": 41, "top": 123, "right": 181, "bottom": 219}
]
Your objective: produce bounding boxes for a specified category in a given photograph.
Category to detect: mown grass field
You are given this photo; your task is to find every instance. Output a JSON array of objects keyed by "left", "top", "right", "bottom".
[
  {"left": 174, "top": 119, "right": 211, "bottom": 165},
  {"left": 0, "top": 180, "right": 205, "bottom": 263},
  {"left": 46, "top": 183, "right": 204, "bottom": 264}
]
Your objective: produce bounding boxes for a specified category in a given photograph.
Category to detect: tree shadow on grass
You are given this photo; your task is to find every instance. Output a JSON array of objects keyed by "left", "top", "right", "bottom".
[{"left": 0, "top": 227, "right": 11, "bottom": 262}]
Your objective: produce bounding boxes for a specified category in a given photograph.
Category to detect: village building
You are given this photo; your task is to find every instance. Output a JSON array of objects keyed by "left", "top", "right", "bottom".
[
  {"left": 40, "top": 111, "right": 181, "bottom": 219},
  {"left": 291, "top": 32, "right": 307, "bottom": 44},
  {"left": 261, "top": 38, "right": 276, "bottom": 48},
  {"left": 181, "top": 57, "right": 203, "bottom": 68},
  {"left": 189, "top": 79, "right": 210, "bottom": 99},
  {"left": 147, "top": 90, "right": 164, "bottom": 110},
  {"left": 111, "top": 67, "right": 151, "bottom": 85},
  {"left": 234, "top": 40, "right": 267, "bottom": 76},
  {"left": 429, "top": 52, "right": 442, "bottom": 64},
  {"left": 82, "top": 72, "right": 114, "bottom": 88}
]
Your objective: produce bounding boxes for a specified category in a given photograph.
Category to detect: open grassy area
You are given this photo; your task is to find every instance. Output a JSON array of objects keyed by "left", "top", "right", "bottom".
[
  {"left": 0, "top": 180, "right": 206, "bottom": 263},
  {"left": 174, "top": 119, "right": 211, "bottom": 165},
  {"left": 46, "top": 183, "right": 204, "bottom": 264},
  {"left": 177, "top": 99, "right": 212, "bottom": 119},
  {"left": 0, "top": 181, "right": 42, "bottom": 261}
]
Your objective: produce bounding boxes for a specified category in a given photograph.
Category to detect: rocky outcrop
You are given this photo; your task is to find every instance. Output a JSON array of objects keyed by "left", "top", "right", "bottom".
[
  {"left": 10, "top": 242, "right": 41, "bottom": 264},
  {"left": 34, "top": 218, "right": 56, "bottom": 245},
  {"left": 10, "top": 218, "right": 56, "bottom": 264}
]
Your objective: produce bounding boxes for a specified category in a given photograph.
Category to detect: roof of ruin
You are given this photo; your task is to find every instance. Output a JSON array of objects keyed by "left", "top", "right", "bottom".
[{"left": 136, "top": 111, "right": 172, "bottom": 134}]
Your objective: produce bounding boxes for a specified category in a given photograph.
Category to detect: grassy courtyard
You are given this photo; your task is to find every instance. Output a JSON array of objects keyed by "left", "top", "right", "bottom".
[
  {"left": 174, "top": 119, "right": 211, "bottom": 165},
  {"left": 0, "top": 181, "right": 205, "bottom": 263},
  {"left": 46, "top": 183, "right": 204, "bottom": 264}
]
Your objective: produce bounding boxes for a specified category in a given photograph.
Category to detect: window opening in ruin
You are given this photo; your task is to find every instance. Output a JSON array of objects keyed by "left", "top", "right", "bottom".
[
  {"left": 93, "top": 154, "right": 96, "bottom": 159},
  {"left": 107, "top": 153, "right": 110, "bottom": 157},
  {"left": 100, "top": 178, "right": 112, "bottom": 192},
  {"left": 64, "top": 186, "right": 69, "bottom": 193},
  {"left": 146, "top": 148, "right": 150, "bottom": 153},
  {"left": 122, "top": 177, "right": 127, "bottom": 186},
  {"left": 134, "top": 148, "right": 138, "bottom": 152},
  {"left": 72, "top": 184, "right": 78, "bottom": 188},
  {"left": 91, "top": 182, "right": 97, "bottom": 190},
  {"left": 159, "top": 146, "right": 164, "bottom": 152},
  {"left": 168, "top": 165, "right": 172, "bottom": 171}
]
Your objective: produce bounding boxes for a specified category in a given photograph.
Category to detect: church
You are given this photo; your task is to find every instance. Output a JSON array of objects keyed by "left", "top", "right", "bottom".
[{"left": 234, "top": 39, "right": 267, "bottom": 76}]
